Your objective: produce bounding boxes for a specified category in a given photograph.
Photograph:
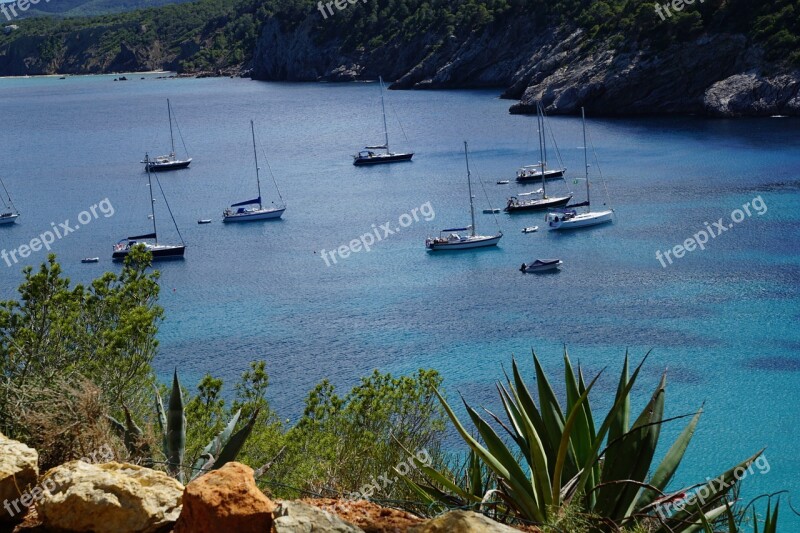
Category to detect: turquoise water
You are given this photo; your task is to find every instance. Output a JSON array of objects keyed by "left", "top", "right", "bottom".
[{"left": 0, "top": 74, "right": 798, "bottom": 518}]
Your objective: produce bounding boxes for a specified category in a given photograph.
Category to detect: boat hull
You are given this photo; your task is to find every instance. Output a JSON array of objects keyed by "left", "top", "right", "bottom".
[
  {"left": 112, "top": 244, "right": 186, "bottom": 261},
  {"left": 516, "top": 168, "right": 565, "bottom": 182},
  {"left": 146, "top": 159, "right": 192, "bottom": 172},
  {"left": 521, "top": 260, "right": 562, "bottom": 273},
  {"left": 506, "top": 195, "right": 572, "bottom": 213},
  {"left": 548, "top": 210, "right": 614, "bottom": 230},
  {"left": 223, "top": 208, "right": 285, "bottom": 222},
  {"left": 426, "top": 234, "right": 502, "bottom": 251},
  {"left": 353, "top": 152, "right": 414, "bottom": 166},
  {"left": 0, "top": 213, "right": 19, "bottom": 225}
]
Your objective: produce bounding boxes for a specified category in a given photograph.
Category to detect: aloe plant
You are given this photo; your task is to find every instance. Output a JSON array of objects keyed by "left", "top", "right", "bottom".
[
  {"left": 110, "top": 369, "right": 259, "bottom": 482},
  {"left": 405, "top": 349, "right": 767, "bottom": 531}
]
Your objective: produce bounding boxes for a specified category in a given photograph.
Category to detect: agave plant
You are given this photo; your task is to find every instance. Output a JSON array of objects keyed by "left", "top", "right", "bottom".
[
  {"left": 110, "top": 370, "right": 259, "bottom": 483},
  {"left": 404, "top": 350, "right": 766, "bottom": 531}
]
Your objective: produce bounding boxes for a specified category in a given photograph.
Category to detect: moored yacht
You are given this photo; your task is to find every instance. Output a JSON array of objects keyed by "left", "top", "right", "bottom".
[
  {"left": 224, "top": 120, "right": 286, "bottom": 223},
  {"left": 353, "top": 77, "right": 414, "bottom": 166},
  {"left": 0, "top": 176, "right": 19, "bottom": 225},
  {"left": 114, "top": 154, "right": 186, "bottom": 261},
  {"left": 546, "top": 108, "right": 614, "bottom": 230},
  {"left": 143, "top": 99, "right": 192, "bottom": 172},
  {"left": 426, "top": 142, "right": 502, "bottom": 251},
  {"left": 506, "top": 104, "right": 572, "bottom": 213}
]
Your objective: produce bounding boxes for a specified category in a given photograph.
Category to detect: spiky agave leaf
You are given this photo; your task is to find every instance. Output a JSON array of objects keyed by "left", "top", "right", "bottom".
[
  {"left": 595, "top": 372, "right": 667, "bottom": 519},
  {"left": 166, "top": 369, "right": 186, "bottom": 482},
  {"left": 652, "top": 449, "right": 765, "bottom": 533},
  {"left": 635, "top": 407, "right": 703, "bottom": 512},
  {"left": 433, "top": 388, "right": 543, "bottom": 522},
  {"left": 155, "top": 386, "right": 168, "bottom": 457},
  {"left": 191, "top": 409, "right": 242, "bottom": 476},
  {"left": 213, "top": 407, "right": 260, "bottom": 470}
]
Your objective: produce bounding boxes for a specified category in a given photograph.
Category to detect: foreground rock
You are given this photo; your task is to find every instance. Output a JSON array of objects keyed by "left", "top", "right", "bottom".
[
  {"left": 273, "top": 501, "right": 363, "bottom": 532},
  {"left": 409, "top": 510, "right": 520, "bottom": 532},
  {"left": 0, "top": 433, "right": 39, "bottom": 523},
  {"left": 36, "top": 461, "right": 183, "bottom": 533},
  {"left": 174, "top": 462, "right": 274, "bottom": 533}
]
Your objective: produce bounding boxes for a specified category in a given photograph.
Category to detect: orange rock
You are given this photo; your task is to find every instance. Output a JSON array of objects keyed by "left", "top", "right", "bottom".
[{"left": 174, "top": 462, "right": 274, "bottom": 533}]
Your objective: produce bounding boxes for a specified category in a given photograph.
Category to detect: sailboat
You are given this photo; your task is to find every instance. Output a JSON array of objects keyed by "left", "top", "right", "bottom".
[
  {"left": 143, "top": 99, "right": 192, "bottom": 171},
  {"left": 223, "top": 120, "right": 286, "bottom": 222},
  {"left": 0, "top": 176, "right": 19, "bottom": 225},
  {"left": 353, "top": 77, "right": 414, "bottom": 165},
  {"left": 426, "top": 142, "right": 502, "bottom": 251},
  {"left": 113, "top": 154, "right": 186, "bottom": 261},
  {"left": 516, "top": 105, "right": 566, "bottom": 182},
  {"left": 506, "top": 103, "right": 572, "bottom": 213},
  {"left": 546, "top": 108, "right": 614, "bottom": 230}
]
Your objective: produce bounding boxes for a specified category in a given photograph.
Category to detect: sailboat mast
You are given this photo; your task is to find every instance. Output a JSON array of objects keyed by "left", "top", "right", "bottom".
[
  {"left": 251, "top": 120, "right": 263, "bottom": 209},
  {"left": 0, "top": 176, "right": 15, "bottom": 212},
  {"left": 538, "top": 104, "right": 547, "bottom": 198},
  {"left": 167, "top": 99, "right": 176, "bottom": 156},
  {"left": 582, "top": 107, "right": 590, "bottom": 209},
  {"left": 379, "top": 76, "right": 389, "bottom": 151},
  {"left": 464, "top": 141, "right": 476, "bottom": 237},
  {"left": 146, "top": 154, "right": 158, "bottom": 245}
]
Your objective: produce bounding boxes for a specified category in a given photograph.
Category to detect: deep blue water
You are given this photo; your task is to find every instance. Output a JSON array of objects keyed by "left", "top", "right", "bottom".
[{"left": 0, "top": 74, "right": 798, "bottom": 519}]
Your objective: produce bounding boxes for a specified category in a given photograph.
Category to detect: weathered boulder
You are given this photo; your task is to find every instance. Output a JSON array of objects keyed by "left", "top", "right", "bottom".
[
  {"left": 273, "top": 500, "right": 363, "bottom": 532},
  {"left": 173, "top": 462, "right": 274, "bottom": 533},
  {"left": 409, "top": 510, "right": 519, "bottom": 532},
  {"left": 36, "top": 461, "right": 183, "bottom": 533},
  {"left": 0, "top": 432, "right": 39, "bottom": 523}
]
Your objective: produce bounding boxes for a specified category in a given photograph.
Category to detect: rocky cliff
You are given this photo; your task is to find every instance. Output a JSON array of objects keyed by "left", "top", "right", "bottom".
[{"left": 250, "top": 15, "right": 800, "bottom": 117}]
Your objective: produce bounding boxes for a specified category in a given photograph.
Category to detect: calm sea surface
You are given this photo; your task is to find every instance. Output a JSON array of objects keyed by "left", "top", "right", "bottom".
[{"left": 0, "top": 74, "right": 798, "bottom": 517}]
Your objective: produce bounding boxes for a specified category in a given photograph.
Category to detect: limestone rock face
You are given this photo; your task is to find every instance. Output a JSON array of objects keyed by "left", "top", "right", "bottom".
[
  {"left": 704, "top": 72, "right": 800, "bottom": 116},
  {"left": 409, "top": 510, "right": 519, "bottom": 532},
  {"left": 174, "top": 462, "right": 275, "bottom": 533},
  {"left": 0, "top": 432, "right": 39, "bottom": 523},
  {"left": 36, "top": 461, "right": 183, "bottom": 533},
  {"left": 273, "top": 500, "right": 363, "bottom": 533},
  {"left": 250, "top": 14, "right": 800, "bottom": 117}
]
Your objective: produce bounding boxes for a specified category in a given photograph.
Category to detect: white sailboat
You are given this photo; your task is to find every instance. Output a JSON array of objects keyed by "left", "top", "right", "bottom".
[
  {"left": 223, "top": 121, "right": 286, "bottom": 222},
  {"left": 113, "top": 154, "right": 186, "bottom": 261},
  {"left": 506, "top": 103, "right": 572, "bottom": 213},
  {"left": 546, "top": 108, "right": 614, "bottom": 230},
  {"left": 426, "top": 142, "right": 502, "bottom": 251},
  {"left": 515, "top": 103, "right": 566, "bottom": 182},
  {"left": 353, "top": 77, "right": 414, "bottom": 165},
  {"left": 143, "top": 99, "right": 192, "bottom": 172},
  {"left": 0, "top": 176, "right": 19, "bottom": 225}
]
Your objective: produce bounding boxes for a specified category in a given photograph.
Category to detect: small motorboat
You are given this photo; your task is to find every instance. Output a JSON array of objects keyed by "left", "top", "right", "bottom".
[
  {"left": 522, "top": 226, "right": 539, "bottom": 233},
  {"left": 520, "top": 259, "right": 562, "bottom": 273},
  {"left": 482, "top": 208, "right": 501, "bottom": 214},
  {"left": 497, "top": 180, "right": 510, "bottom": 185},
  {"left": 81, "top": 257, "right": 100, "bottom": 263},
  {"left": 198, "top": 219, "right": 212, "bottom": 224}
]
